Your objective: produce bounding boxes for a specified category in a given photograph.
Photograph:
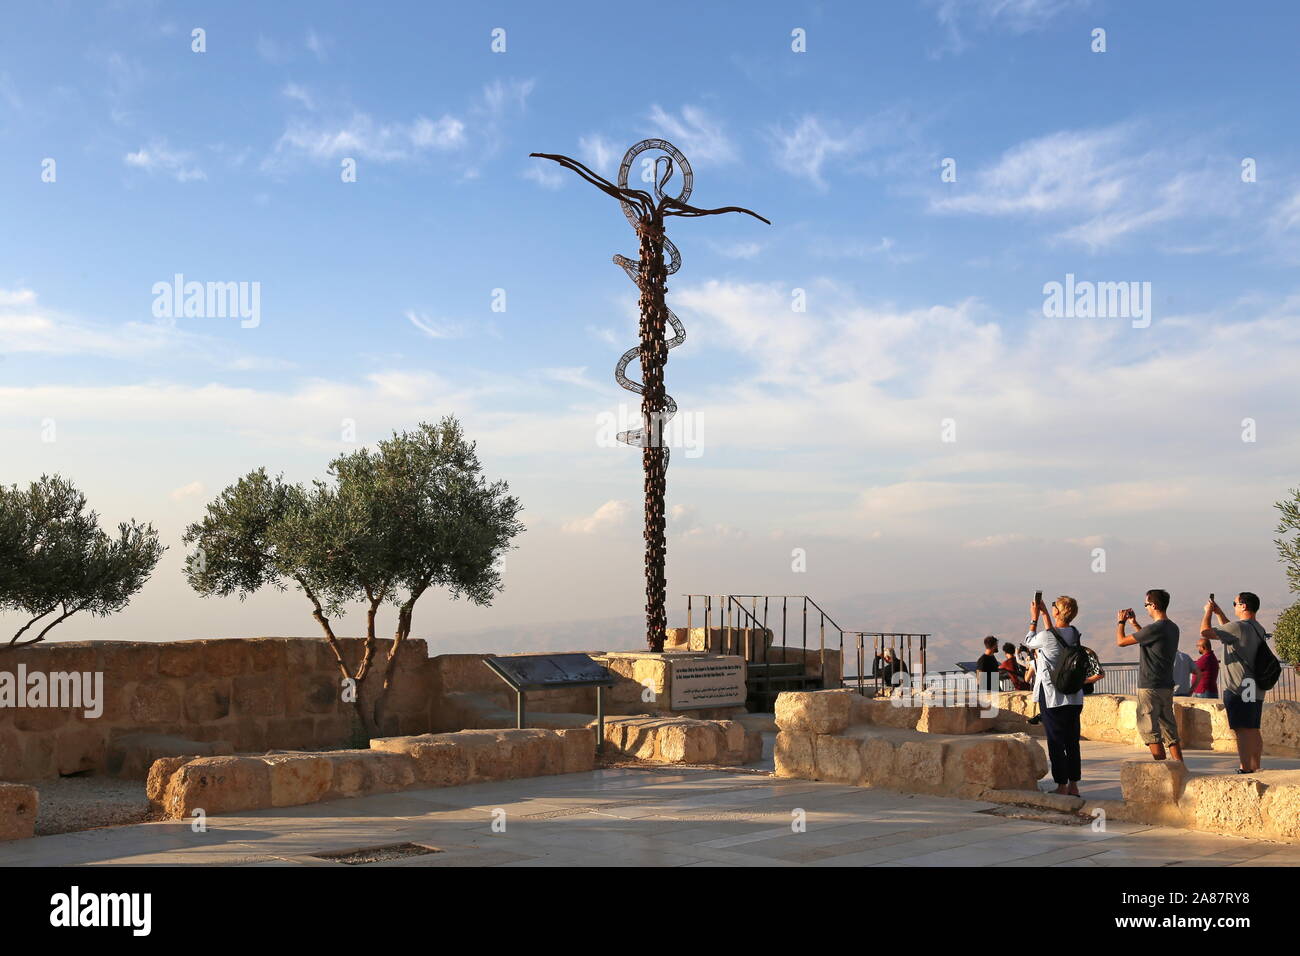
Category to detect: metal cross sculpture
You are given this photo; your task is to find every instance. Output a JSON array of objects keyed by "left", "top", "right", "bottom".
[{"left": 531, "top": 139, "right": 769, "bottom": 652}]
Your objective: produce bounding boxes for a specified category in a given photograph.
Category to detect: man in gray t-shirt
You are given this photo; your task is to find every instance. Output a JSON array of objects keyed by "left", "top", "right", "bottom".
[
  {"left": 1117, "top": 589, "right": 1183, "bottom": 761},
  {"left": 1201, "top": 592, "right": 1269, "bottom": 773}
]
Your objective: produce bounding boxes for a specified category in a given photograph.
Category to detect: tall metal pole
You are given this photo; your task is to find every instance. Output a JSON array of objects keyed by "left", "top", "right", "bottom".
[{"left": 530, "top": 141, "right": 768, "bottom": 653}]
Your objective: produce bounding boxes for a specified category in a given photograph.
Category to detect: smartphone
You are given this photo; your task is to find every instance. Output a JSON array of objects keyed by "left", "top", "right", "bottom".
[
  {"left": 1034, "top": 590, "right": 1042, "bottom": 608},
  {"left": 1209, "top": 593, "right": 1215, "bottom": 604}
]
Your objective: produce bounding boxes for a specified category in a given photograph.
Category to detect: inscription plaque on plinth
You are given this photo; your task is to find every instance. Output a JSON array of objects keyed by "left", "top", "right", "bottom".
[{"left": 668, "top": 655, "right": 746, "bottom": 710}]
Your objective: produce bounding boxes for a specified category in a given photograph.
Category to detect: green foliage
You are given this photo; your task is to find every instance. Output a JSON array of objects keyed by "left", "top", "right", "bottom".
[
  {"left": 1277, "top": 487, "right": 1300, "bottom": 596},
  {"left": 0, "top": 475, "right": 165, "bottom": 647},
  {"left": 183, "top": 416, "right": 524, "bottom": 638},
  {"left": 1274, "top": 601, "right": 1300, "bottom": 666}
]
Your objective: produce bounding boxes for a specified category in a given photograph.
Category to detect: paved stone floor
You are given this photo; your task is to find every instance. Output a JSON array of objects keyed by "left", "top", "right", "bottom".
[{"left": 3, "top": 763, "right": 1300, "bottom": 867}]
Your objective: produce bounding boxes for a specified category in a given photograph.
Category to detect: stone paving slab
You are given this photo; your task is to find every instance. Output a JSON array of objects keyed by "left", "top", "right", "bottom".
[{"left": 2, "top": 765, "right": 1298, "bottom": 867}]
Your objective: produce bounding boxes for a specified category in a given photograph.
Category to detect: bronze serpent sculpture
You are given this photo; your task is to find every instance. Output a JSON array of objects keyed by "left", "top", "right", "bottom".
[{"left": 530, "top": 139, "right": 768, "bottom": 651}]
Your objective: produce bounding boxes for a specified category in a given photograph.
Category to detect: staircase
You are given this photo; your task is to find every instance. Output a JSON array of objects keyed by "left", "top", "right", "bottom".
[{"left": 745, "top": 661, "right": 823, "bottom": 711}]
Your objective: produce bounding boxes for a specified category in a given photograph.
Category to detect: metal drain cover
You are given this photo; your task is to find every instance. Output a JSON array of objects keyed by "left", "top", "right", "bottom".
[{"left": 310, "top": 842, "right": 443, "bottom": 865}]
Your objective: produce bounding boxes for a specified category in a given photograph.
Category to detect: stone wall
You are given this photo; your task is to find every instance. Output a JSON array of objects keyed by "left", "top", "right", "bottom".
[
  {"left": 0, "top": 637, "right": 436, "bottom": 781},
  {"left": 774, "top": 689, "right": 1048, "bottom": 798}
]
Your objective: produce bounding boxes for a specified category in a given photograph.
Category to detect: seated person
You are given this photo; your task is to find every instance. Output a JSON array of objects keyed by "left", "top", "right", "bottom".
[{"left": 999, "top": 641, "right": 1030, "bottom": 690}]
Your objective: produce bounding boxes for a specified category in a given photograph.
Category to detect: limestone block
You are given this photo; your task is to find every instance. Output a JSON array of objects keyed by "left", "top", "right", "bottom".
[
  {"left": 917, "top": 705, "right": 995, "bottom": 735},
  {"left": 262, "top": 753, "right": 333, "bottom": 808},
  {"left": 146, "top": 755, "right": 197, "bottom": 804},
  {"left": 1264, "top": 700, "right": 1300, "bottom": 757},
  {"left": 198, "top": 639, "right": 253, "bottom": 677},
  {"left": 0, "top": 782, "right": 37, "bottom": 841},
  {"left": 742, "top": 728, "right": 764, "bottom": 764},
  {"left": 896, "top": 739, "right": 947, "bottom": 787},
  {"left": 232, "top": 672, "right": 284, "bottom": 718},
  {"left": 852, "top": 696, "right": 919, "bottom": 730},
  {"left": 320, "top": 750, "right": 416, "bottom": 798},
  {"left": 1120, "top": 758, "right": 1189, "bottom": 805},
  {"left": 128, "top": 680, "right": 182, "bottom": 724},
  {"left": 774, "top": 732, "right": 816, "bottom": 778},
  {"left": 1080, "top": 694, "right": 1128, "bottom": 743},
  {"left": 162, "top": 755, "right": 272, "bottom": 818},
  {"left": 712, "top": 720, "right": 747, "bottom": 760},
  {"left": 658, "top": 721, "right": 718, "bottom": 764},
  {"left": 775, "top": 689, "right": 855, "bottom": 734},
  {"left": 814, "top": 734, "right": 863, "bottom": 784},
  {"left": 183, "top": 678, "right": 232, "bottom": 723},
  {"left": 1258, "top": 772, "right": 1300, "bottom": 841},
  {"left": 954, "top": 735, "right": 1045, "bottom": 792},
  {"left": 371, "top": 735, "right": 473, "bottom": 787},
  {"left": 859, "top": 736, "right": 897, "bottom": 787},
  {"left": 1180, "top": 773, "right": 1266, "bottom": 837},
  {"left": 555, "top": 727, "right": 596, "bottom": 773},
  {"left": 55, "top": 725, "right": 105, "bottom": 776}
]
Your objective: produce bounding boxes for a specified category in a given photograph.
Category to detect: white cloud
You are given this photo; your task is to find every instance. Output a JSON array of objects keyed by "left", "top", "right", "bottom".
[
  {"left": 124, "top": 140, "right": 206, "bottom": 182},
  {"left": 928, "top": 0, "right": 1089, "bottom": 53},
  {"left": 305, "top": 28, "right": 329, "bottom": 61},
  {"left": 769, "top": 116, "right": 863, "bottom": 189},
  {"left": 282, "top": 83, "right": 316, "bottom": 111},
  {"left": 929, "top": 125, "right": 1227, "bottom": 250},
  {"left": 523, "top": 163, "right": 565, "bottom": 190},
  {"left": 562, "top": 499, "right": 629, "bottom": 534},
  {"left": 482, "top": 78, "right": 535, "bottom": 116},
  {"left": 272, "top": 112, "right": 464, "bottom": 164},
  {"left": 579, "top": 134, "right": 619, "bottom": 177},
  {"left": 405, "top": 310, "right": 466, "bottom": 340},
  {"left": 708, "top": 240, "right": 764, "bottom": 260},
  {"left": 541, "top": 367, "right": 604, "bottom": 391},
  {"left": 646, "top": 105, "right": 737, "bottom": 166},
  {"left": 170, "top": 481, "right": 205, "bottom": 501}
]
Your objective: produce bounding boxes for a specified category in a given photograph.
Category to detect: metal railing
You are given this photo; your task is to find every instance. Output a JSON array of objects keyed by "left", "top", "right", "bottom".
[
  {"left": 940, "top": 660, "right": 1300, "bottom": 702},
  {"left": 682, "top": 594, "right": 928, "bottom": 691}
]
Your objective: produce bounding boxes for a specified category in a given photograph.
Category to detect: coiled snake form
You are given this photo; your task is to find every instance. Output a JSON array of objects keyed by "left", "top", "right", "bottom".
[{"left": 530, "top": 140, "right": 768, "bottom": 649}]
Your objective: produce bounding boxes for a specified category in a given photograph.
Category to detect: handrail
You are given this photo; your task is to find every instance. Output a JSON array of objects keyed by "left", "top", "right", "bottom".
[{"left": 681, "top": 593, "right": 929, "bottom": 695}]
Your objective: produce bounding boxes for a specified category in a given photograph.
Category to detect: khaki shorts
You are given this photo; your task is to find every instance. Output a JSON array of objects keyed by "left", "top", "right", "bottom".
[{"left": 1137, "top": 687, "right": 1179, "bottom": 745}]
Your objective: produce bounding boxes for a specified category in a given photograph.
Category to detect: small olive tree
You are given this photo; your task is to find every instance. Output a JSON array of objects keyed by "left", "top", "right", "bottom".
[
  {"left": 183, "top": 418, "right": 523, "bottom": 733},
  {"left": 0, "top": 475, "right": 164, "bottom": 649},
  {"left": 1273, "top": 601, "right": 1300, "bottom": 668},
  {"left": 1276, "top": 487, "right": 1300, "bottom": 594}
]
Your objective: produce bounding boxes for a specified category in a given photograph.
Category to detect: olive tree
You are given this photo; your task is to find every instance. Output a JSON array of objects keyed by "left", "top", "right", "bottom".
[
  {"left": 0, "top": 475, "right": 164, "bottom": 649},
  {"left": 183, "top": 418, "right": 523, "bottom": 733},
  {"left": 1276, "top": 487, "right": 1300, "bottom": 595},
  {"left": 1274, "top": 601, "right": 1300, "bottom": 668}
]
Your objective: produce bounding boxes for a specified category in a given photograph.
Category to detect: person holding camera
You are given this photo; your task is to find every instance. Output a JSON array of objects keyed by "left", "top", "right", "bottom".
[
  {"left": 1116, "top": 589, "right": 1183, "bottom": 762},
  {"left": 1024, "top": 595, "right": 1084, "bottom": 796},
  {"left": 1201, "top": 593, "right": 1267, "bottom": 773}
]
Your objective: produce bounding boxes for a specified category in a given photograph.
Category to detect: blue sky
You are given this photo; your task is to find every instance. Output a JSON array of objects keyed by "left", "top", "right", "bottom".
[{"left": 3, "top": 0, "right": 1300, "bottom": 666}]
